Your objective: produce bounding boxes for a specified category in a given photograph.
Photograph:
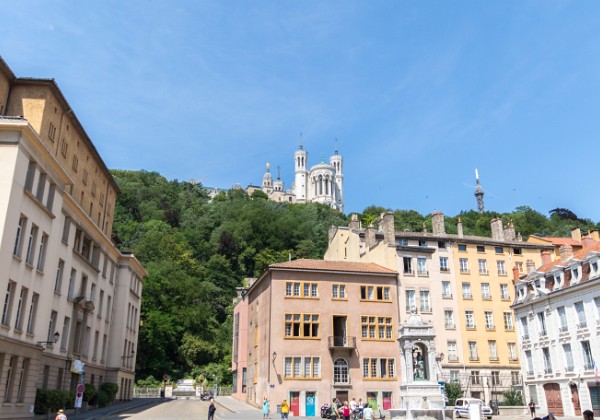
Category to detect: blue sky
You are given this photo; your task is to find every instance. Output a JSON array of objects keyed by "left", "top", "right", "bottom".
[{"left": 2, "top": 1, "right": 599, "bottom": 220}]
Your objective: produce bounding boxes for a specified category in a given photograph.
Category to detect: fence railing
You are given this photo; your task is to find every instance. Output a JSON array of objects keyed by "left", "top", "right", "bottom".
[{"left": 133, "top": 387, "right": 162, "bottom": 398}]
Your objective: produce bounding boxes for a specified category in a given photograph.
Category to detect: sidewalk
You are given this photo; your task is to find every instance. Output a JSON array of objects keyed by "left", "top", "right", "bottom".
[{"left": 56, "top": 398, "right": 164, "bottom": 420}]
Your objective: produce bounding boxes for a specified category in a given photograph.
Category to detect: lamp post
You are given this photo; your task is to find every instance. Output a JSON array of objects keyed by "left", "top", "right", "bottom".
[{"left": 37, "top": 331, "right": 60, "bottom": 348}]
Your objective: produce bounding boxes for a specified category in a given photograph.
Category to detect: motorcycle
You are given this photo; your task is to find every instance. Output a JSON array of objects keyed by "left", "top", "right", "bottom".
[
  {"left": 321, "top": 403, "right": 331, "bottom": 418},
  {"left": 201, "top": 391, "right": 213, "bottom": 401}
]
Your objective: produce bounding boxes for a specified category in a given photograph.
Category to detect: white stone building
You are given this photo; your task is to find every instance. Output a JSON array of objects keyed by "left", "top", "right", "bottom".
[
  {"left": 0, "top": 56, "right": 146, "bottom": 418},
  {"left": 248, "top": 140, "right": 344, "bottom": 211},
  {"left": 512, "top": 242, "right": 600, "bottom": 417}
]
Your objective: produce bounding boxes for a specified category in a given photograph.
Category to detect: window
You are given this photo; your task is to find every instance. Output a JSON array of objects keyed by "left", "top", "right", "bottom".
[
  {"left": 575, "top": 302, "right": 587, "bottom": 328},
  {"left": 361, "top": 285, "right": 391, "bottom": 301},
  {"left": 465, "top": 310, "right": 475, "bottom": 329},
  {"left": 557, "top": 306, "right": 568, "bottom": 331},
  {"left": 563, "top": 344, "right": 574, "bottom": 372},
  {"left": 333, "top": 358, "right": 349, "bottom": 384},
  {"left": 478, "top": 259, "right": 488, "bottom": 274},
  {"left": 582, "top": 341, "right": 594, "bottom": 370},
  {"left": 525, "top": 351, "right": 533, "bottom": 374},
  {"left": 26, "top": 293, "right": 39, "bottom": 334},
  {"left": 285, "top": 282, "right": 318, "bottom": 298},
  {"left": 419, "top": 290, "right": 431, "bottom": 312},
  {"left": 2, "top": 281, "right": 16, "bottom": 326},
  {"left": 442, "top": 281, "right": 452, "bottom": 298},
  {"left": 332, "top": 284, "right": 346, "bottom": 299},
  {"left": 444, "top": 310, "right": 455, "bottom": 329},
  {"left": 363, "top": 358, "right": 396, "bottom": 378},
  {"left": 497, "top": 260, "right": 506, "bottom": 275},
  {"left": 471, "top": 370, "right": 481, "bottom": 384},
  {"left": 485, "top": 311, "right": 495, "bottom": 330},
  {"left": 106, "top": 295, "right": 112, "bottom": 321},
  {"left": 504, "top": 312, "right": 514, "bottom": 330},
  {"left": 36, "top": 233, "right": 48, "bottom": 271},
  {"left": 403, "top": 257, "right": 413, "bottom": 274},
  {"left": 54, "top": 260, "right": 64, "bottom": 293},
  {"left": 47, "top": 310, "right": 58, "bottom": 344},
  {"left": 537, "top": 312, "right": 547, "bottom": 336},
  {"left": 477, "top": 246, "right": 485, "bottom": 253},
  {"left": 98, "top": 290, "right": 104, "bottom": 317},
  {"left": 284, "top": 356, "right": 320, "bottom": 378},
  {"left": 481, "top": 283, "right": 490, "bottom": 299},
  {"left": 542, "top": 347, "right": 552, "bottom": 373},
  {"left": 488, "top": 341, "right": 498, "bottom": 360},
  {"left": 13, "top": 216, "right": 27, "bottom": 257},
  {"left": 508, "top": 342, "right": 518, "bottom": 361},
  {"left": 24, "top": 161, "right": 36, "bottom": 191},
  {"left": 500, "top": 284, "right": 509, "bottom": 300},
  {"left": 60, "top": 139, "right": 68, "bottom": 157},
  {"left": 450, "top": 370, "right": 459, "bottom": 382},
  {"left": 25, "top": 224, "right": 38, "bottom": 265},
  {"left": 440, "top": 257, "right": 449, "bottom": 272},
  {"left": 93, "top": 331, "right": 99, "bottom": 360},
  {"left": 361, "top": 316, "right": 393, "bottom": 340},
  {"left": 418, "top": 240, "right": 427, "bottom": 247},
  {"left": 459, "top": 258, "right": 469, "bottom": 273},
  {"left": 491, "top": 371, "right": 500, "bottom": 385},
  {"left": 61, "top": 317, "right": 70, "bottom": 350},
  {"left": 511, "top": 371, "right": 520, "bottom": 385},
  {"left": 48, "top": 122, "right": 56, "bottom": 140},
  {"left": 405, "top": 290, "right": 415, "bottom": 311},
  {"left": 3, "top": 356, "right": 15, "bottom": 402},
  {"left": 438, "top": 241, "right": 446, "bottom": 248},
  {"left": 458, "top": 244, "right": 467, "bottom": 251},
  {"left": 14, "top": 287, "right": 28, "bottom": 331},
  {"left": 595, "top": 297, "right": 600, "bottom": 319},
  {"left": 82, "top": 169, "right": 88, "bottom": 185},
  {"left": 284, "top": 313, "right": 319, "bottom": 338},
  {"left": 515, "top": 261, "right": 524, "bottom": 273},
  {"left": 62, "top": 217, "right": 71, "bottom": 244},
  {"left": 417, "top": 257, "right": 428, "bottom": 275},
  {"left": 397, "top": 239, "right": 408, "bottom": 246},
  {"left": 462, "top": 282, "right": 472, "bottom": 299},
  {"left": 447, "top": 341, "right": 458, "bottom": 361},
  {"left": 521, "top": 317, "right": 529, "bottom": 339},
  {"left": 72, "top": 155, "right": 79, "bottom": 172},
  {"left": 35, "top": 172, "right": 47, "bottom": 201},
  {"left": 495, "top": 247, "right": 503, "bottom": 254}
]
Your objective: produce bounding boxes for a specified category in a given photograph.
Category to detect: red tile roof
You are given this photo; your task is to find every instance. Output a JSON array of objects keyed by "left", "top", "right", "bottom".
[
  {"left": 270, "top": 259, "right": 397, "bottom": 274},
  {"left": 543, "top": 237, "right": 582, "bottom": 246},
  {"left": 536, "top": 242, "right": 600, "bottom": 273}
]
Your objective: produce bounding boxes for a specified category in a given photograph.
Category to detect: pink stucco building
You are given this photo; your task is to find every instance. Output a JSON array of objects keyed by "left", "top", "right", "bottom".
[{"left": 232, "top": 259, "right": 400, "bottom": 417}]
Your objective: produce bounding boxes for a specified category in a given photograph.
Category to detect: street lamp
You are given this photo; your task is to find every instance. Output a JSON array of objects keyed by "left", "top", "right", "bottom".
[
  {"left": 37, "top": 331, "right": 60, "bottom": 347},
  {"left": 121, "top": 349, "right": 136, "bottom": 360},
  {"left": 272, "top": 351, "right": 277, "bottom": 362}
]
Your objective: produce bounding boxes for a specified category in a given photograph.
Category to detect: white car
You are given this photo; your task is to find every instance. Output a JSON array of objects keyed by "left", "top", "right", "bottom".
[{"left": 454, "top": 398, "right": 493, "bottom": 419}]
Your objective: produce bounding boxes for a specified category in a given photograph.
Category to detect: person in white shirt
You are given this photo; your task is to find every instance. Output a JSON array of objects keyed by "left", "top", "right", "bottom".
[{"left": 363, "top": 403, "right": 373, "bottom": 420}]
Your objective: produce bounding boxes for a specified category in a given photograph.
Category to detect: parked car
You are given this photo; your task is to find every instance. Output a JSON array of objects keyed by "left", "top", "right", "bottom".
[{"left": 454, "top": 398, "right": 493, "bottom": 419}]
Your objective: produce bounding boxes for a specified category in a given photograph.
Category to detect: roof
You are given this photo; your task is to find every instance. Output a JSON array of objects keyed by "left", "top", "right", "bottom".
[
  {"left": 270, "top": 259, "right": 397, "bottom": 275},
  {"left": 535, "top": 242, "right": 600, "bottom": 274},
  {"left": 531, "top": 236, "right": 581, "bottom": 246}
]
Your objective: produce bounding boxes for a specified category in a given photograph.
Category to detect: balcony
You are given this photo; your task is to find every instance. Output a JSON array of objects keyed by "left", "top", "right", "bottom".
[
  {"left": 328, "top": 336, "right": 356, "bottom": 350},
  {"left": 565, "top": 365, "right": 575, "bottom": 373},
  {"left": 577, "top": 322, "right": 588, "bottom": 330},
  {"left": 559, "top": 326, "right": 569, "bottom": 333},
  {"left": 332, "top": 375, "right": 352, "bottom": 387}
]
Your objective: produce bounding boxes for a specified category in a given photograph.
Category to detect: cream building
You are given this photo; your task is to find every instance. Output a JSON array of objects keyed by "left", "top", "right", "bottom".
[
  {"left": 325, "top": 212, "right": 553, "bottom": 404},
  {"left": 0, "top": 56, "right": 145, "bottom": 418},
  {"left": 513, "top": 242, "right": 600, "bottom": 417}
]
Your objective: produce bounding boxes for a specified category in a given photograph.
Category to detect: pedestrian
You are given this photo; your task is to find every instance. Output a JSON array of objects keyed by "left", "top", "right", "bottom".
[
  {"left": 363, "top": 402, "right": 374, "bottom": 420},
  {"left": 330, "top": 398, "right": 340, "bottom": 419},
  {"left": 529, "top": 400, "right": 536, "bottom": 418},
  {"left": 281, "top": 399, "right": 289, "bottom": 419},
  {"left": 342, "top": 401, "right": 351, "bottom": 420},
  {"left": 542, "top": 413, "right": 556, "bottom": 420},
  {"left": 55, "top": 409, "right": 67, "bottom": 420},
  {"left": 583, "top": 410, "right": 594, "bottom": 420},
  {"left": 350, "top": 398, "right": 357, "bottom": 420},
  {"left": 208, "top": 398, "right": 216, "bottom": 420},
  {"left": 263, "top": 396, "right": 270, "bottom": 419}
]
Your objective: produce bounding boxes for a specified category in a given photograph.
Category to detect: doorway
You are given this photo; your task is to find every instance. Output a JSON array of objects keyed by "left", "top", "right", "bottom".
[
  {"left": 332, "top": 316, "right": 347, "bottom": 346},
  {"left": 290, "top": 391, "right": 300, "bottom": 416},
  {"left": 570, "top": 384, "right": 581, "bottom": 416},
  {"left": 543, "top": 383, "right": 564, "bottom": 416},
  {"left": 306, "top": 392, "right": 316, "bottom": 417},
  {"left": 336, "top": 391, "right": 349, "bottom": 405}
]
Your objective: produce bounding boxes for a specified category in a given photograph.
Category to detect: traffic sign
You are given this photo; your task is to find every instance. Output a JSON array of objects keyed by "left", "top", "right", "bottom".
[{"left": 76, "top": 383, "right": 85, "bottom": 393}]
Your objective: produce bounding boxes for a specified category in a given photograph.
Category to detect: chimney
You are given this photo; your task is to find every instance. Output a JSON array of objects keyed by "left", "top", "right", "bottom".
[
  {"left": 490, "top": 218, "right": 504, "bottom": 241},
  {"left": 457, "top": 217, "right": 464, "bottom": 238},
  {"left": 379, "top": 213, "right": 395, "bottom": 245},
  {"left": 348, "top": 213, "right": 361, "bottom": 230},
  {"left": 571, "top": 227, "right": 582, "bottom": 242},
  {"left": 512, "top": 266, "right": 520, "bottom": 284},
  {"left": 589, "top": 230, "right": 600, "bottom": 241},
  {"left": 432, "top": 212, "right": 446, "bottom": 235},
  {"left": 559, "top": 244, "right": 573, "bottom": 262},
  {"left": 582, "top": 236, "right": 595, "bottom": 249},
  {"left": 365, "top": 226, "right": 377, "bottom": 249},
  {"left": 328, "top": 226, "right": 337, "bottom": 243},
  {"left": 516, "top": 232, "right": 523, "bottom": 242},
  {"left": 503, "top": 222, "right": 516, "bottom": 242},
  {"left": 526, "top": 259, "right": 536, "bottom": 274},
  {"left": 541, "top": 250, "right": 552, "bottom": 265}
]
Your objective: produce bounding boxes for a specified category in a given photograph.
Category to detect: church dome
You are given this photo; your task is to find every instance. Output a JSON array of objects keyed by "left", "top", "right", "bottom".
[{"left": 262, "top": 163, "right": 273, "bottom": 187}]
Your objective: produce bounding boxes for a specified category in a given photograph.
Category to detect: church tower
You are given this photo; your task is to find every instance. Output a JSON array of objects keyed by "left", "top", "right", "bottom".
[
  {"left": 273, "top": 166, "right": 284, "bottom": 192},
  {"left": 330, "top": 141, "right": 344, "bottom": 212},
  {"left": 474, "top": 168, "right": 485, "bottom": 213},
  {"left": 262, "top": 163, "right": 273, "bottom": 194},
  {"left": 294, "top": 135, "right": 308, "bottom": 202}
]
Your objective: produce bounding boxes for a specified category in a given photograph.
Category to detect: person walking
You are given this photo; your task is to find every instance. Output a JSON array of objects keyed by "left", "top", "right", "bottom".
[
  {"left": 55, "top": 409, "right": 67, "bottom": 420},
  {"left": 583, "top": 410, "right": 594, "bottom": 420},
  {"left": 207, "top": 398, "right": 216, "bottom": 420},
  {"left": 280, "top": 399, "right": 289, "bottom": 419},
  {"left": 341, "top": 401, "right": 351, "bottom": 420},
  {"left": 529, "top": 400, "right": 536, "bottom": 419},
  {"left": 330, "top": 398, "right": 340, "bottom": 419},
  {"left": 363, "top": 402, "right": 374, "bottom": 420},
  {"left": 350, "top": 398, "right": 358, "bottom": 420},
  {"left": 263, "top": 396, "right": 270, "bottom": 419}
]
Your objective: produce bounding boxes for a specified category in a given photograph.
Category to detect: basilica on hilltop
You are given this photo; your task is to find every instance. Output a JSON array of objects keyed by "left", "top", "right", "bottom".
[{"left": 246, "top": 140, "right": 344, "bottom": 212}]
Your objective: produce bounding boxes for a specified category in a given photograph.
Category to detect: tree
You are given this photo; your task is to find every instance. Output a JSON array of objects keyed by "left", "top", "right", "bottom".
[
  {"left": 501, "top": 388, "right": 524, "bottom": 406},
  {"left": 445, "top": 382, "right": 464, "bottom": 405}
]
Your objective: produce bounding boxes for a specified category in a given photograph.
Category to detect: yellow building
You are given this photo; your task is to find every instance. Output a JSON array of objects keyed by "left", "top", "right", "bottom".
[{"left": 325, "top": 212, "right": 553, "bottom": 403}]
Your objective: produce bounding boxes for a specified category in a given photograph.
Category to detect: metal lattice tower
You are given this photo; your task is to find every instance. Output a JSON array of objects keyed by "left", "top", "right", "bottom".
[{"left": 475, "top": 168, "right": 485, "bottom": 213}]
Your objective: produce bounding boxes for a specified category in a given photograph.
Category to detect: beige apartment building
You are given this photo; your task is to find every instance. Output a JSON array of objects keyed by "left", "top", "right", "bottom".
[
  {"left": 325, "top": 212, "right": 553, "bottom": 404},
  {"left": 235, "top": 259, "right": 399, "bottom": 416},
  {"left": 0, "top": 57, "right": 145, "bottom": 418}
]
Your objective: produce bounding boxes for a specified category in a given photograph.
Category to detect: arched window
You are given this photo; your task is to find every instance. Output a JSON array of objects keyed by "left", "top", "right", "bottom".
[
  {"left": 314, "top": 177, "right": 318, "bottom": 196},
  {"left": 319, "top": 176, "right": 323, "bottom": 195},
  {"left": 325, "top": 176, "right": 329, "bottom": 195},
  {"left": 334, "top": 358, "right": 349, "bottom": 384}
]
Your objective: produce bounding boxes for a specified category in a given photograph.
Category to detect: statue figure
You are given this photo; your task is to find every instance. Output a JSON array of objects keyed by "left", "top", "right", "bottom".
[{"left": 414, "top": 352, "right": 425, "bottom": 380}]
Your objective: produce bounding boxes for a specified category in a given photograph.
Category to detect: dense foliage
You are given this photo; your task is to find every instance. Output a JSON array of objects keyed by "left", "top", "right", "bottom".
[
  {"left": 34, "top": 389, "right": 74, "bottom": 414},
  {"left": 112, "top": 170, "right": 598, "bottom": 385}
]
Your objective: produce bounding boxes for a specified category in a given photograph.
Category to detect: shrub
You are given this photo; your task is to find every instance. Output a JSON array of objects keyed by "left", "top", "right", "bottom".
[
  {"left": 83, "top": 383, "right": 97, "bottom": 404},
  {"left": 445, "top": 382, "right": 464, "bottom": 406},
  {"left": 502, "top": 388, "right": 524, "bottom": 406},
  {"left": 34, "top": 389, "right": 74, "bottom": 415},
  {"left": 95, "top": 382, "right": 119, "bottom": 407}
]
